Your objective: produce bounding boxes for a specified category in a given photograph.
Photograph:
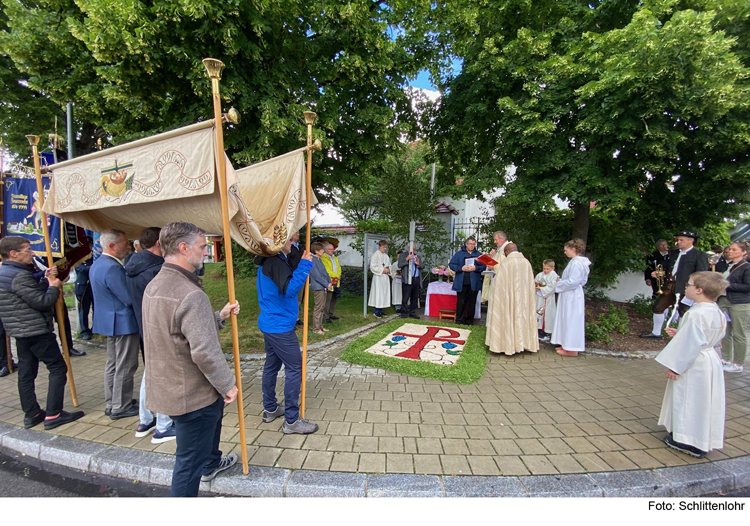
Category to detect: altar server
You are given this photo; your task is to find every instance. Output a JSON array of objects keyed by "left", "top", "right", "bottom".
[
  {"left": 535, "top": 259, "right": 558, "bottom": 342},
  {"left": 551, "top": 239, "right": 591, "bottom": 356},
  {"left": 656, "top": 271, "right": 728, "bottom": 458},
  {"left": 368, "top": 240, "right": 391, "bottom": 318}
]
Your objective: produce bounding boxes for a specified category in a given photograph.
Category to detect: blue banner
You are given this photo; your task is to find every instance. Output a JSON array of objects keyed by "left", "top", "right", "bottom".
[{"left": 3, "top": 177, "right": 64, "bottom": 257}]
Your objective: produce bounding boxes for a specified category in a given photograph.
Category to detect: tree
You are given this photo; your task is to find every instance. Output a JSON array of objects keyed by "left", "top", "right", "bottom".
[
  {"left": 420, "top": 0, "right": 750, "bottom": 265},
  {"left": 336, "top": 141, "right": 451, "bottom": 265},
  {"left": 0, "top": 0, "right": 430, "bottom": 190}
]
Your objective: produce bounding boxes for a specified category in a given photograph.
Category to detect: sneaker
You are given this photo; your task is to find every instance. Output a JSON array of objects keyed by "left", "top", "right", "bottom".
[
  {"left": 313, "top": 329, "right": 325, "bottom": 335},
  {"left": 110, "top": 405, "right": 139, "bottom": 420},
  {"left": 24, "top": 410, "right": 46, "bottom": 429},
  {"left": 151, "top": 425, "right": 177, "bottom": 444},
  {"left": 539, "top": 335, "right": 551, "bottom": 344},
  {"left": 135, "top": 418, "right": 157, "bottom": 438},
  {"left": 720, "top": 358, "right": 731, "bottom": 366},
  {"left": 374, "top": 312, "right": 383, "bottom": 318},
  {"left": 44, "top": 410, "right": 85, "bottom": 430},
  {"left": 663, "top": 433, "right": 706, "bottom": 458},
  {"left": 262, "top": 405, "right": 285, "bottom": 423},
  {"left": 723, "top": 363, "right": 744, "bottom": 373},
  {"left": 201, "top": 453, "right": 238, "bottom": 482},
  {"left": 282, "top": 417, "right": 319, "bottom": 435}
]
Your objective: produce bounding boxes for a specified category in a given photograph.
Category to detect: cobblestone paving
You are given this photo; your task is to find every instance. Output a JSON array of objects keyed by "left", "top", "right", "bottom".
[{"left": 1, "top": 316, "right": 748, "bottom": 476}]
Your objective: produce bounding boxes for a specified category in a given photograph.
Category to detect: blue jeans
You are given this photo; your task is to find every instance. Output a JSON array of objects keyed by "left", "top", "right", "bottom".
[
  {"left": 139, "top": 376, "right": 172, "bottom": 433},
  {"left": 374, "top": 308, "right": 383, "bottom": 315},
  {"left": 262, "top": 330, "right": 302, "bottom": 424},
  {"left": 170, "top": 395, "right": 224, "bottom": 497}
]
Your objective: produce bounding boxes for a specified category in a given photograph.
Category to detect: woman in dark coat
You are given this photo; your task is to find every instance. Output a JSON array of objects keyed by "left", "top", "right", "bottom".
[{"left": 718, "top": 241, "right": 750, "bottom": 373}]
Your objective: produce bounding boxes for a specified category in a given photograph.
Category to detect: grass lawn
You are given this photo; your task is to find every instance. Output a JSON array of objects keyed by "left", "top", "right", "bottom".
[
  {"left": 340, "top": 319, "right": 489, "bottom": 384},
  {"left": 201, "top": 263, "right": 383, "bottom": 353}
]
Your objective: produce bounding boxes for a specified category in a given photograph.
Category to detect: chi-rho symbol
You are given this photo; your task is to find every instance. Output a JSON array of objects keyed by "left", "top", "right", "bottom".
[{"left": 364, "top": 323, "right": 471, "bottom": 366}]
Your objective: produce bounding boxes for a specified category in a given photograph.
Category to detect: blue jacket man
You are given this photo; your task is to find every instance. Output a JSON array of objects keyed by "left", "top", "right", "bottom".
[
  {"left": 90, "top": 229, "right": 140, "bottom": 419},
  {"left": 255, "top": 237, "right": 318, "bottom": 435},
  {"left": 448, "top": 238, "right": 486, "bottom": 325}
]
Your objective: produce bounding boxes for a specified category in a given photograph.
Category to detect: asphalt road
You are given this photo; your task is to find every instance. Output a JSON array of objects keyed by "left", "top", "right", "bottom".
[{"left": 0, "top": 452, "right": 169, "bottom": 497}]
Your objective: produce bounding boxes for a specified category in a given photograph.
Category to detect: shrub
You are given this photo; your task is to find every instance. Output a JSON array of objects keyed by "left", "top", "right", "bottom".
[
  {"left": 628, "top": 293, "right": 655, "bottom": 317},
  {"left": 585, "top": 302, "right": 630, "bottom": 345},
  {"left": 585, "top": 288, "right": 610, "bottom": 303}
]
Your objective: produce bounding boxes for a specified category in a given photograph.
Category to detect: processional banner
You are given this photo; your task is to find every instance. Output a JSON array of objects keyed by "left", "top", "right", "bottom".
[
  {"left": 41, "top": 122, "right": 317, "bottom": 256},
  {"left": 3, "top": 176, "right": 64, "bottom": 257}
]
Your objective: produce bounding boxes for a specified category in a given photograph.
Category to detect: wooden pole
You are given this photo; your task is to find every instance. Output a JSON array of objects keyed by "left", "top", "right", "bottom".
[
  {"left": 1, "top": 141, "right": 12, "bottom": 374},
  {"left": 202, "top": 58, "right": 248, "bottom": 475},
  {"left": 26, "top": 135, "right": 78, "bottom": 406},
  {"left": 300, "top": 111, "right": 316, "bottom": 418}
]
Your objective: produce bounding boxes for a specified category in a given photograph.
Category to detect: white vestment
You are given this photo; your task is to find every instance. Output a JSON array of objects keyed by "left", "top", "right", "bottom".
[
  {"left": 485, "top": 252, "right": 539, "bottom": 355},
  {"left": 535, "top": 270, "right": 559, "bottom": 333},
  {"left": 390, "top": 261, "right": 402, "bottom": 306},
  {"left": 656, "top": 302, "right": 726, "bottom": 452},
  {"left": 368, "top": 251, "right": 391, "bottom": 308},
  {"left": 550, "top": 256, "right": 591, "bottom": 352}
]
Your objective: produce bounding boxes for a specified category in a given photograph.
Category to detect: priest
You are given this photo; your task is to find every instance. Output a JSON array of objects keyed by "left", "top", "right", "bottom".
[
  {"left": 368, "top": 240, "right": 391, "bottom": 318},
  {"left": 485, "top": 243, "right": 539, "bottom": 355}
]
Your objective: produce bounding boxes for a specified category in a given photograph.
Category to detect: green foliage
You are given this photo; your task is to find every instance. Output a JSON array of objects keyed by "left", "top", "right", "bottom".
[
  {"left": 339, "top": 265, "right": 365, "bottom": 297},
  {"left": 230, "top": 240, "right": 258, "bottom": 279},
  {"left": 628, "top": 293, "right": 656, "bottom": 317},
  {"left": 585, "top": 321, "right": 612, "bottom": 345},
  {"left": 340, "top": 319, "right": 488, "bottom": 384},
  {"left": 337, "top": 142, "right": 450, "bottom": 266},
  {"left": 0, "top": 0, "right": 428, "bottom": 191},
  {"left": 585, "top": 288, "right": 611, "bottom": 303},
  {"left": 417, "top": 0, "right": 750, "bottom": 276},
  {"left": 586, "top": 302, "right": 630, "bottom": 345}
]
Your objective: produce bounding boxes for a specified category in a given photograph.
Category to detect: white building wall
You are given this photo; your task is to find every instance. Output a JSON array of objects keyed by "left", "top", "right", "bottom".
[{"left": 597, "top": 271, "right": 652, "bottom": 303}]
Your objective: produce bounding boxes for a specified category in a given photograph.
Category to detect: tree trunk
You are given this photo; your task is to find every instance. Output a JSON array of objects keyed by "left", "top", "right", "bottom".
[{"left": 571, "top": 201, "right": 590, "bottom": 243}]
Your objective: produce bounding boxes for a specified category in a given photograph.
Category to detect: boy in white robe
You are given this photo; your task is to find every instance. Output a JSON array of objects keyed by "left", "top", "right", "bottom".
[
  {"left": 534, "top": 259, "right": 558, "bottom": 343},
  {"left": 656, "top": 271, "right": 728, "bottom": 458}
]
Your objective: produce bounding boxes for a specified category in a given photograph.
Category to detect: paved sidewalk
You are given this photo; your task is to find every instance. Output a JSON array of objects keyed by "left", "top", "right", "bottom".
[{"left": 0, "top": 310, "right": 748, "bottom": 491}]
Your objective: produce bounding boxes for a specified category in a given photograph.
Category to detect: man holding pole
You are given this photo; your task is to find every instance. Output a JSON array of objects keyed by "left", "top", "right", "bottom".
[
  {"left": 142, "top": 222, "right": 239, "bottom": 497},
  {"left": 255, "top": 237, "right": 318, "bottom": 434},
  {"left": 0, "top": 236, "right": 84, "bottom": 429}
]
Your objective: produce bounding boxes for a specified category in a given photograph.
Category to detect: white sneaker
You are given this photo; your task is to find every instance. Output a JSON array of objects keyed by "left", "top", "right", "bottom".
[
  {"left": 720, "top": 358, "right": 731, "bottom": 366},
  {"left": 723, "top": 363, "right": 744, "bottom": 373}
]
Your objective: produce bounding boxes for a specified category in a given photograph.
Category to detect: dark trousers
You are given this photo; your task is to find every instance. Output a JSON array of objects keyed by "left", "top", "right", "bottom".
[
  {"left": 170, "top": 395, "right": 224, "bottom": 497},
  {"left": 456, "top": 287, "right": 478, "bottom": 324},
  {"left": 653, "top": 291, "right": 690, "bottom": 317},
  {"left": 262, "top": 330, "right": 302, "bottom": 424},
  {"left": 76, "top": 287, "right": 93, "bottom": 336},
  {"left": 15, "top": 333, "right": 68, "bottom": 418},
  {"left": 401, "top": 281, "right": 420, "bottom": 316},
  {"left": 0, "top": 319, "right": 7, "bottom": 370}
]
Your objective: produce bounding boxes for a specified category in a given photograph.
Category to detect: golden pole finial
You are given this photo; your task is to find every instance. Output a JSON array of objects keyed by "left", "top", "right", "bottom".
[
  {"left": 202, "top": 58, "right": 225, "bottom": 80},
  {"left": 303, "top": 111, "right": 317, "bottom": 126},
  {"left": 224, "top": 107, "right": 241, "bottom": 125},
  {"left": 26, "top": 134, "right": 40, "bottom": 147}
]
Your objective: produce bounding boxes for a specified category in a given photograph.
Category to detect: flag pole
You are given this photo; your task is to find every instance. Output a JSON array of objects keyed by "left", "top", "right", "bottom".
[
  {"left": 26, "top": 135, "right": 78, "bottom": 407},
  {"left": 300, "top": 111, "right": 317, "bottom": 418},
  {"left": 1, "top": 140, "right": 11, "bottom": 374},
  {"left": 202, "top": 58, "right": 248, "bottom": 475}
]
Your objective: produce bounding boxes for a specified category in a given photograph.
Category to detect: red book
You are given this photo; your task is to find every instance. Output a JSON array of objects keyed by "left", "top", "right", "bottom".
[{"left": 477, "top": 254, "right": 498, "bottom": 267}]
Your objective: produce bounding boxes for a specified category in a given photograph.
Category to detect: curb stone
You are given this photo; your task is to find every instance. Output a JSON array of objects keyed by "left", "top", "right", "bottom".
[{"left": 1, "top": 425, "right": 749, "bottom": 497}]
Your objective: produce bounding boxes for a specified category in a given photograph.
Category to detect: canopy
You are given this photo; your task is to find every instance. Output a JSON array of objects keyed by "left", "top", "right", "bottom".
[{"left": 42, "top": 121, "right": 316, "bottom": 255}]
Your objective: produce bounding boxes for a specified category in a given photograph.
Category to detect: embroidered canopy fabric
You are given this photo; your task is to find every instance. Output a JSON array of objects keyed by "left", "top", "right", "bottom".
[{"left": 42, "top": 121, "right": 316, "bottom": 255}]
